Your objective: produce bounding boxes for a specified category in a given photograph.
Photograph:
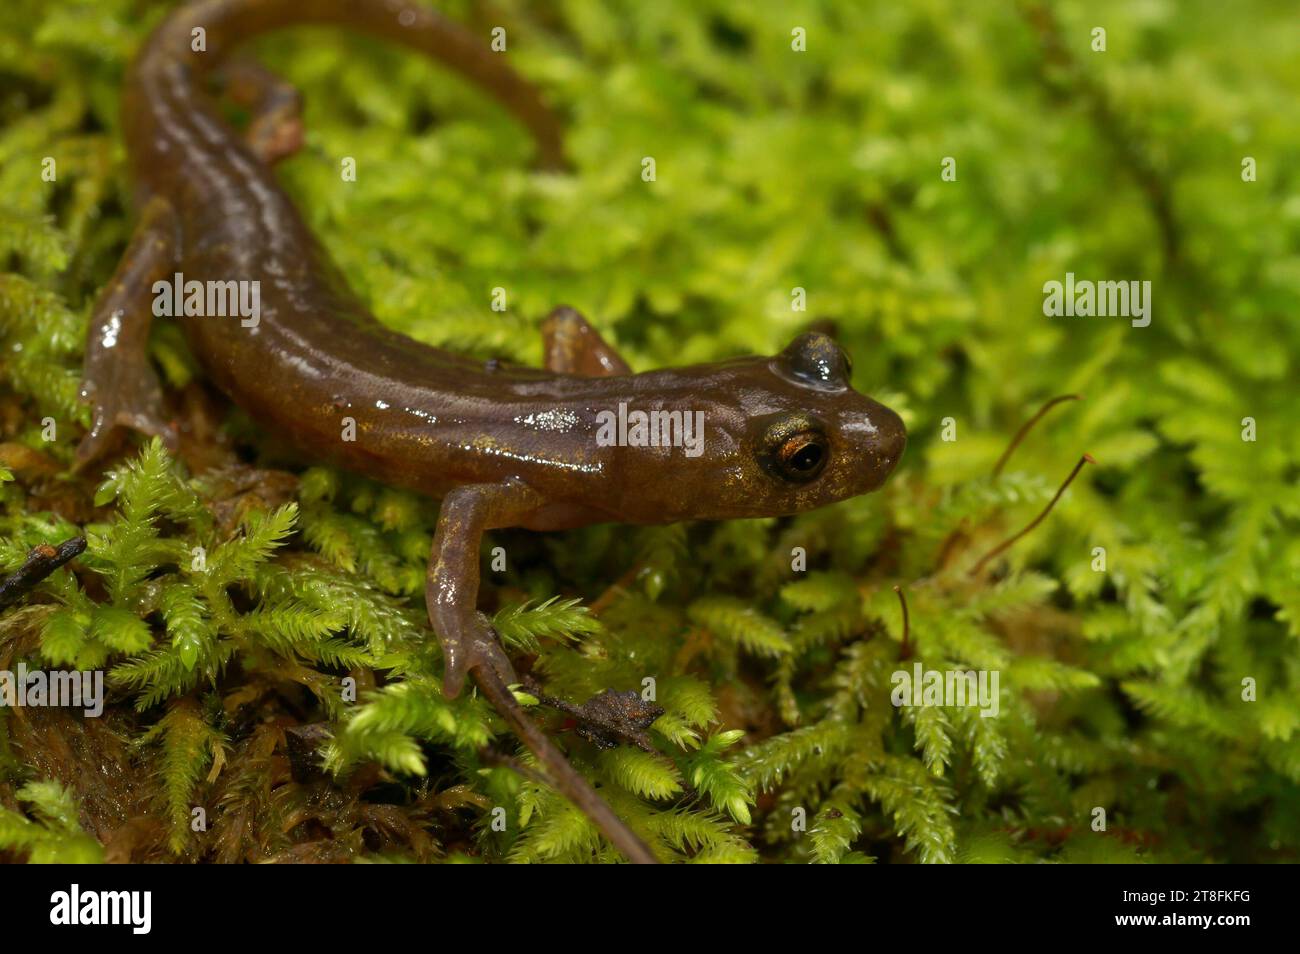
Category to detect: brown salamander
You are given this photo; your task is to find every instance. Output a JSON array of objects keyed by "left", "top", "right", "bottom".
[{"left": 77, "top": 0, "right": 906, "bottom": 863}]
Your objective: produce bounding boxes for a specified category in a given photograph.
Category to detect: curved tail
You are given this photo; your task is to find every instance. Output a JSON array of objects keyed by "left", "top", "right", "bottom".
[{"left": 137, "top": 0, "right": 564, "bottom": 167}]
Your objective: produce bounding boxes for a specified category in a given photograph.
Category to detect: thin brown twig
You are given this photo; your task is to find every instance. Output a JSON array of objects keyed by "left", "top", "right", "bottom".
[
  {"left": 588, "top": 560, "right": 644, "bottom": 616},
  {"left": 0, "top": 536, "right": 87, "bottom": 611},
  {"left": 472, "top": 665, "right": 660, "bottom": 864},
  {"left": 933, "top": 518, "right": 970, "bottom": 573},
  {"left": 969, "top": 454, "right": 1095, "bottom": 577},
  {"left": 992, "top": 394, "right": 1083, "bottom": 478},
  {"left": 893, "top": 585, "right": 911, "bottom": 659}
]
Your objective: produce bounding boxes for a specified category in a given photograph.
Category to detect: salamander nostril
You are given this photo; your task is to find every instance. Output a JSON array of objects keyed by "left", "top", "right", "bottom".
[
  {"left": 884, "top": 417, "right": 907, "bottom": 468},
  {"left": 859, "top": 405, "right": 906, "bottom": 477}
]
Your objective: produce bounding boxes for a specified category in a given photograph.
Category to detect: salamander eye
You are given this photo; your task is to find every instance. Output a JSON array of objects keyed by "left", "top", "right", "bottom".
[
  {"left": 776, "top": 333, "right": 851, "bottom": 390},
  {"left": 775, "top": 431, "right": 828, "bottom": 482}
]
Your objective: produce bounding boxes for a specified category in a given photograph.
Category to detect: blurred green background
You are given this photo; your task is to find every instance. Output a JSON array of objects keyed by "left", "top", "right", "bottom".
[{"left": 1, "top": 0, "right": 1298, "bottom": 863}]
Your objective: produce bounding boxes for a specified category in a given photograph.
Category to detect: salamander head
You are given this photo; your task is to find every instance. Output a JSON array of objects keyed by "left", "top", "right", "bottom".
[{"left": 602, "top": 332, "right": 906, "bottom": 523}]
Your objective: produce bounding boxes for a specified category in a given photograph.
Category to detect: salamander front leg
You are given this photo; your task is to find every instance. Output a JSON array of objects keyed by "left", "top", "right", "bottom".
[
  {"left": 74, "top": 195, "right": 179, "bottom": 471},
  {"left": 541, "top": 306, "right": 631, "bottom": 376},
  {"left": 426, "top": 481, "right": 659, "bottom": 863},
  {"left": 427, "top": 482, "right": 543, "bottom": 699}
]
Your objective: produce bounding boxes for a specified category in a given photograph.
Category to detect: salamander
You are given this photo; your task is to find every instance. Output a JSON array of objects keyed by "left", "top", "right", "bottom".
[{"left": 76, "top": 0, "right": 906, "bottom": 862}]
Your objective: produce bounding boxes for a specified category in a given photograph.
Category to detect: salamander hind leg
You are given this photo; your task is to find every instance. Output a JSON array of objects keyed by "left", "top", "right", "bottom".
[
  {"left": 541, "top": 306, "right": 631, "bottom": 376},
  {"left": 75, "top": 196, "right": 180, "bottom": 472},
  {"left": 213, "top": 57, "right": 304, "bottom": 165}
]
